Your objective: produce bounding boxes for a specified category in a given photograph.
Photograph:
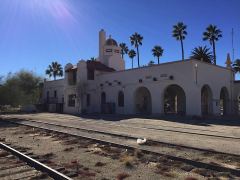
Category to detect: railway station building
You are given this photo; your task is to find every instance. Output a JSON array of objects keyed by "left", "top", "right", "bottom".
[{"left": 41, "top": 29, "right": 240, "bottom": 116}]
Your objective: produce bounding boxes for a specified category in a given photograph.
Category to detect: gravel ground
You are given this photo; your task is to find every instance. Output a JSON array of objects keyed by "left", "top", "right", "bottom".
[
  {"left": 0, "top": 121, "right": 232, "bottom": 180},
  {"left": 2, "top": 113, "right": 239, "bottom": 155}
]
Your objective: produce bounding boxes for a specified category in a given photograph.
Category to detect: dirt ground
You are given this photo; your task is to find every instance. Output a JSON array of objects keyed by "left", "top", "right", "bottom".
[{"left": 1, "top": 121, "right": 234, "bottom": 180}]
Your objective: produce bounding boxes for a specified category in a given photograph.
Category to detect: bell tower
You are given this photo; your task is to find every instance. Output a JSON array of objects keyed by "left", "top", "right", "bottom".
[
  {"left": 225, "top": 53, "right": 232, "bottom": 69},
  {"left": 99, "top": 29, "right": 106, "bottom": 64}
]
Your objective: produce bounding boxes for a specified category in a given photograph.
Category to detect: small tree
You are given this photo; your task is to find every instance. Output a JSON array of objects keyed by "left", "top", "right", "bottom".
[
  {"left": 190, "top": 46, "right": 213, "bottom": 64},
  {"left": 172, "top": 22, "right": 187, "bottom": 61},
  {"left": 46, "top": 61, "right": 63, "bottom": 80},
  {"left": 130, "top": 32, "right": 143, "bottom": 67},
  {"left": 152, "top": 45, "right": 164, "bottom": 64},
  {"left": 90, "top": 57, "right": 97, "bottom": 61},
  {"left": 119, "top": 43, "right": 129, "bottom": 59},
  {"left": 203, "top": 24, "right": 222, "bottom": 65},
  {"left": 0, "top": 70, "right": 42, "bottom": 106},
  {"left": 128, "top": 49, "right": 136, "bottom": 69},
  {"left": 233, "top": 59, "right": 240, "bottom": 74},
  {"left": 148, "top": 60, "right": 155, "bottom": 66}
]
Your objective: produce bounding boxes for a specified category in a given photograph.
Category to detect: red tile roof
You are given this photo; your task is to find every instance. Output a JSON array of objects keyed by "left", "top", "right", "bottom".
[{"left": 87, "top": 60, "right": 115, "bottom": 72}]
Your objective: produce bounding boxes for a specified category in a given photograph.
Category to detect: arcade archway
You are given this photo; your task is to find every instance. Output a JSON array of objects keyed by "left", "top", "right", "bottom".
[
  {"left": 201, "top": 85, "right": 213, "bottom": 115},
  {"left": 220, "top": 87, "right": 229, "bottom": 115},
  {"left": 134, "top": 87, "right": 152, "bottom": 114},
  {"left": 163, "top": 84, "right": 186, "bottom": 115}
]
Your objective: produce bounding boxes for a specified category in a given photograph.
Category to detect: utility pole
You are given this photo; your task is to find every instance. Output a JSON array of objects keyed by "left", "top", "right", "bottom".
[{"left": 232, "top": 28, "right": 235, "bottom": 61}]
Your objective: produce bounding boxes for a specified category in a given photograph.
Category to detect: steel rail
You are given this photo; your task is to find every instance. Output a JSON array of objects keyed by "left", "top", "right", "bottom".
[
  {"left": 2, "top": 119, "right": 240, "bottom": 176},
  {"left": 9, "top": 118, "right": 240, "bottom": 157},
  {"left": 0, "top": 142, "right": 72, "bottom": 180}
]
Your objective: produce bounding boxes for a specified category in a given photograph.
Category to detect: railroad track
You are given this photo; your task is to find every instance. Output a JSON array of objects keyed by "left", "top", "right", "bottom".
[
  {"left": 0, "top": 142, "right": 72, "bottom": 180},
  {"left": 7, "top": 118, "right": 240, "bottom": 156},
  {"left": 2, "top": 119, "right": 240, "bottom": 177}
]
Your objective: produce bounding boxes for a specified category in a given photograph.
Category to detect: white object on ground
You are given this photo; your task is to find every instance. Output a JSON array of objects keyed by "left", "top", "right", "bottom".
[{"left": 137, "top": 138, "right": 147, "bottom": 145}]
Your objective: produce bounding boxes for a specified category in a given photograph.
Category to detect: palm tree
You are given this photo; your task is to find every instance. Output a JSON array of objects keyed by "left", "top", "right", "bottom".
[
  {"left": 152, "top": 45, "right": 164, "bottom": 64},
  {"left": 233, "top": 59, "right": 240, "bottom": 73},
  {"left": 130, "top": 32, "right": 143, "bottom": 67},
  {"left": 203, "top": 24, "right": 222, "bottom": 65},
  {"left": 148, "top": 60, "right": 155, "bottom": 66},
  {"left": 190, "top": 46, "right": 213, "bottom": 64},
  {"left": 172, "top": 22, "right": 187, "bottom": 61},
  {"left": 128, "top": 49, "right": 136, "bottom": 69},
  {"left": 119, "top": 43, "right": 129, "bottom": 59},
  {"left": 45, "top": 61, "right": 63, "bottom": 80},
  {"left": 90, "top": 57, "right": 97, "bottom": 61}
]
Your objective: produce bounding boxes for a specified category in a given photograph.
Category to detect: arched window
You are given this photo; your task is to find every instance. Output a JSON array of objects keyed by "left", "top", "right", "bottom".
[{"left": 118, "top": 91, "right": 124, "bottom": 107}]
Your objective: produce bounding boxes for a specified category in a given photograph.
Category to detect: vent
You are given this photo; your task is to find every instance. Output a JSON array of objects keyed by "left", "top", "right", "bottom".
[{"left": 169, "top": 75, "right": 174, "bottom": 80}]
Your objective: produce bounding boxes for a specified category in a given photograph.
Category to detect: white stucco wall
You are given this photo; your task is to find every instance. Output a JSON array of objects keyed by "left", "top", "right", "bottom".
[
  {"left": 42, "top": 79, "right": 64, "bottom": 104},
  {"left": 44, "top": 59, "right": 237, "bottom": 116},
  {"left": 83, "top": 60, "right": 233, "bottom": 116}
]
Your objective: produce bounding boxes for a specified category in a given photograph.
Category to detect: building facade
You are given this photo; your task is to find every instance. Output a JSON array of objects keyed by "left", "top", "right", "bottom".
[{"left": 41, "top": 29, "right": 240, "bottom": 116}]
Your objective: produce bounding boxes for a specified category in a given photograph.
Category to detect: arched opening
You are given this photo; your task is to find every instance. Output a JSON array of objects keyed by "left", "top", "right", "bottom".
[
  {"left": 220, "top": 87, "right": 229, "bottom": 116},
  {"left": 164, "top": 84, "right": 186, "bottom": 115},
  {"left": 201, "top": 85, "right": 213, "bottom": 115},
  {"left": 118, "top": 91, "right": 124, "bottom": 107},
  {"left": 101, "top": 92, "right": 106, "bottom": 104},
  {"left": 135, "top": 87, "right": 152, "bottom": 114}
]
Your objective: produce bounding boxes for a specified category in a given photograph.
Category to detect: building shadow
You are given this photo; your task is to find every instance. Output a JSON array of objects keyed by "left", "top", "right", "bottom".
[
  {"left": 0, "top": 119, "right": 21, "bottom": 128},
  {"left": 79, "top": 113, "right": 240, "bottom": 127}
]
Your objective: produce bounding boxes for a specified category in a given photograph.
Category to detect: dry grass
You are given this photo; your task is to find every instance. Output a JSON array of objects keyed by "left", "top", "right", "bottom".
[
  {"left": 63, "top": 147, "right": 74, "bottom": 152},
  {"left": 62, "top": 139, "right": 79, "bottom": 145},
  {"left": 116, "top": 172, "right": 130, "bottom": 180},
  {"left": 0, "top": 137, "right": 6, "bottom": 142},
  {"left": 120, "top": 154, "right": 134, "bottom": 168},
  {"left": 154, "top": 163, "right": 175, "bottom": 177},
  {"left": 95, "top": 161, "right": 106, "bottom": 167},
  {"left": 30, "top": 173, "right": 49, "bottom": 180},
  {"left": 191, "top": 168, "right": 212, "bottom": 177},
  {"left": 185, "top": 177, "right": 198, "bottom": 180},
  {"left": 0, "top": 151, "right": 9, "bottom": 157},
  {"left": 134, "top": 149, "right": 144, "bottom": 159}
]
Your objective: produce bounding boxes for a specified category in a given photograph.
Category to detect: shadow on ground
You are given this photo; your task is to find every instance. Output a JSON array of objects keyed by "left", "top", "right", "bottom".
[
  {"left": 79, "top": 114, "right": 240, "bottom": 127},
  {"left": 0, "top": 119, "right": 21, "bottom": 128}
]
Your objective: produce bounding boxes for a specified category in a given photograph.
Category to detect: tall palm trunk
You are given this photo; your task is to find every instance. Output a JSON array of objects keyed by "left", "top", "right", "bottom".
[
  {"left": 131, "top": 58, "right": 133, "bottom": 69},
  {"left": 180, "top": 38, "right": 184, "bottom": 61},
  {"left": 136, "top": 45, "right": 140, "bottom": 67},
  {"left": 212, "top": 40, "right": 216, "bottom": 65},
  {"left": 121, "top": 53, "right": 124, "bottom": 59},
  {"left": 157, "top": 57, "right": 160, "bottom": 64}
]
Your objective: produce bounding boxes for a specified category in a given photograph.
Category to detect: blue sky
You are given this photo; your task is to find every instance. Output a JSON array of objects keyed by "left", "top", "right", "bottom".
[{"left": 0, "top": 0, "right": 240, "bottom": 79}]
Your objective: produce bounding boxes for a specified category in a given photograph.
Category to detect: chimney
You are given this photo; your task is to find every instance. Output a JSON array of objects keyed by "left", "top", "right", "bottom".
[{"left": 99, "top": 29, "right": 106, "bottom": 63}]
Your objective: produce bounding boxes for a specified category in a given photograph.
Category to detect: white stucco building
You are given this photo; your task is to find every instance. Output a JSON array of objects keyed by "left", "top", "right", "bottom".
[{"left": 41, "top": 29, "right": 240, "bottom": 116}]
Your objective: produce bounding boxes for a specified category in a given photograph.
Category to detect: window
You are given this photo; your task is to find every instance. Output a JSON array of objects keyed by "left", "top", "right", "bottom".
[
  {"left": 68, "top": 70, "right": 77, "bottom": 85},
  {"left": 118, "top": 91, "right": 124, "bottom": 107},
  {"left": 68, "top": 94, "right": 76, "bottom": 107},
  {"left": 87, "top": 94, "right": 90, "bottom": 106},
  {"left": 106, "top": 49, "right": 112, "bottom": 52},
  {"left": 46, "top": 91, "right": 49, "bottom": 103},
  {"left": 87, "top": 69, "right": 94, "bottom": 80},
  {"left": 54, "top": 90, "right": 57, "bottom": 98},
  {"left": 114, "top": 50, "right": 120, "bottom": 53}
]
